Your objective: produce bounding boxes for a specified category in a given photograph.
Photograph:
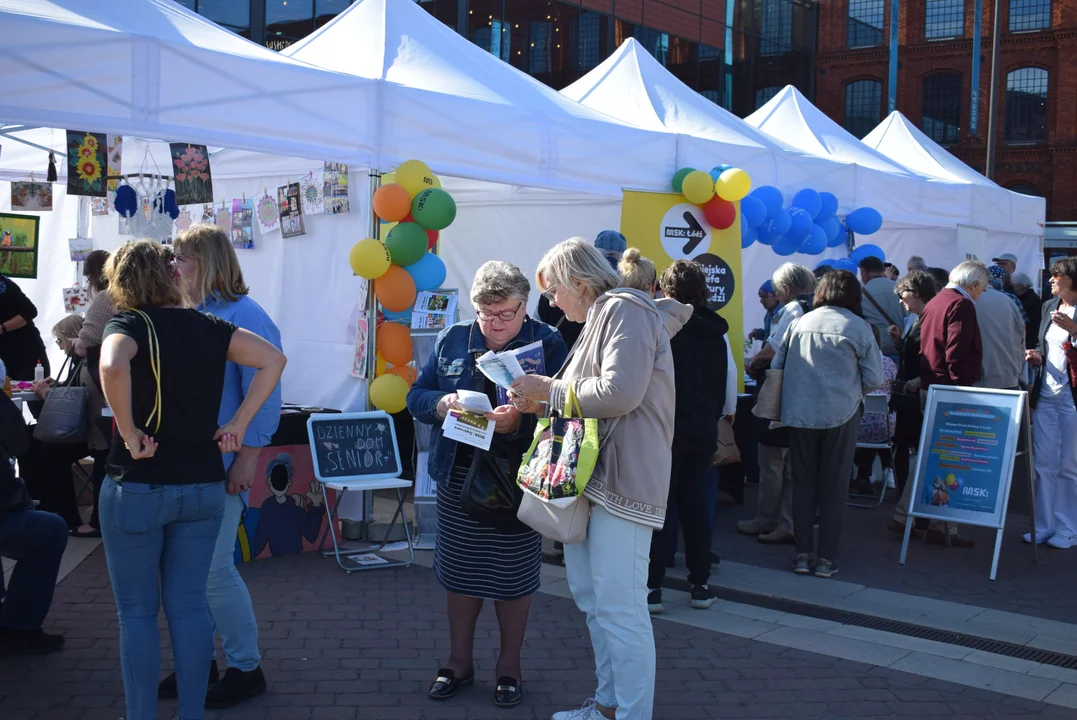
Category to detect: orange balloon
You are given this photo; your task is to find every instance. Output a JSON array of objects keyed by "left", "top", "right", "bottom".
[
  {"left": 372, "top": 183, "right": 412, "bottom": 223},
  {"left": 376, "top": 322, "right": 413, "bottom": 365},
  {"left": 385, "top": 364, "right": 418, "bottom": 384},
  {"left": 374, "top": 265, "right": 417, "bottom": 312}
]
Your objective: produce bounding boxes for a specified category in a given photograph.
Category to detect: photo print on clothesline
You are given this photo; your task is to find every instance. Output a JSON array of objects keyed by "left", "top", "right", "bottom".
[
  {"left": 277, "top": 182, "right": 306, "bottom": 238},
  {"left": 69, "top": 237, "right": 92, "bottom": 263},
  {"left": 169, "top": 143, "right": 213, "bottom": 205},
  {"left": 230, "top": 198, "right": 255, "bottom": 250},
  {"left": 324, "top": 162, "right": 349, "bottom": 215},
  {"left": 66, "top": 131, "right": 107, "bottom": 198},
  {"left": 10, "top": 182, "right": 52, "bottom": 212}
]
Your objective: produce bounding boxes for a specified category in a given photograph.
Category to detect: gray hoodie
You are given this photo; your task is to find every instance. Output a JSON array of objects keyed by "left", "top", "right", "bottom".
[{"left": 548, "top": 289, "right": 692, "bottom": 529}]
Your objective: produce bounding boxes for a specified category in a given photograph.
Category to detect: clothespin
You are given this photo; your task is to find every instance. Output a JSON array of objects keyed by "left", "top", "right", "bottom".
[
  {"left": 28, "top": 171, "right": 35, "bottom": 183},
  {"left": 242, "top": 191, "right": 246, "bottom": 202}
]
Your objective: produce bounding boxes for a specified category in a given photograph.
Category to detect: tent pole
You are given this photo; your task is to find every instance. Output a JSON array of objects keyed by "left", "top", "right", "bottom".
[
  {"left": 367, "top": 169, "right": 382, "bottom": 392},
  {"left": 970, "top": 0, "right": 983, "bottom": 135}
]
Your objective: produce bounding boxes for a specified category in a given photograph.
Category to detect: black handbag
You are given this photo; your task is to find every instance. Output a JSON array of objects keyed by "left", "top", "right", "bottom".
[
  {"left": 33, "top": 357, "right": 90, "bottom": 444},
  {"left": 460, "top": 449, "right": 529, "bottom": 533}
]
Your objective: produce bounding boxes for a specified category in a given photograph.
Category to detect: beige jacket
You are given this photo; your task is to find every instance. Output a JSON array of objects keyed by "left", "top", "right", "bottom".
[{"left": 548, "top": 289, "right": 691, "bottom": 529}]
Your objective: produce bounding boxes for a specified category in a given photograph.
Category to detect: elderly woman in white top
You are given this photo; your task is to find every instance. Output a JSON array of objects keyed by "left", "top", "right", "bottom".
[{"left": 772, "top": 270, "right": 884, "bottom": 578}]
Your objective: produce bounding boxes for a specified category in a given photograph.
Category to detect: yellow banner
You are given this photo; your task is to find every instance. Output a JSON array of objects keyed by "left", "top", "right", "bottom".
[{"left": 620, "top": 191, "right": 744, "bottom": 389}]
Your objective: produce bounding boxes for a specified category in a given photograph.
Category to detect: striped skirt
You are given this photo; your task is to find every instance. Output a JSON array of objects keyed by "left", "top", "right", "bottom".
[{"left": 434, "top": 465, "right": 542, "bottom": 601}]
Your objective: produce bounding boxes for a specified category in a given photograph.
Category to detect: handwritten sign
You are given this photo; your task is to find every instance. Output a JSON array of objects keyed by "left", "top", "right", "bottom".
[{"left": 306, "top": 411, "right": 402, "bottom": 482}]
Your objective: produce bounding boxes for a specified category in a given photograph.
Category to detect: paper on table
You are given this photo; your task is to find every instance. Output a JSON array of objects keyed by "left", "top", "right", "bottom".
[{"left": 352, "top": 553, "right": 389, "bottom": 566}]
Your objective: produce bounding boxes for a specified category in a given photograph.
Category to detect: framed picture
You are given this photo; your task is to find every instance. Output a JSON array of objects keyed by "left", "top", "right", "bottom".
[
  {"left": 66, "top": 131, "right": 107, "bottom": 198},
  {"left": 0, "top": 213, "right": 40, "bottom": 279}
]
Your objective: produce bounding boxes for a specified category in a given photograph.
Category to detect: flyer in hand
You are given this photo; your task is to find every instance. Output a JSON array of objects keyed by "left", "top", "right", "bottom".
[{"left": 474, "top": 340, "right": 546, "bottom": 406}]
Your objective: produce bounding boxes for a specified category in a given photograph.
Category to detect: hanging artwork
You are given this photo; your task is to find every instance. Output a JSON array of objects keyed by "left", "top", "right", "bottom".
[
  {"left": 323, "top": 162, "right": 350, "bottom": 215},
  {"left": 91, "top": 197, "right": 111, "bottom": 216},
  {"left": 63, "top": 286, "right": 89, "bottom": 314},
  {"left": 215, "top": 203, "right": 232, "bottom": 233},
  {"left": 350, "top": 281, "right": 369, "bottom": 378},
  {"left": 0, "top": 213, "right": 40, "bottom": 279},
  {"left": 230, "top": 199, "right": 255, "bottom": 250},
  {"left": 169, "top": 143, "right": 213, "bottom": 205},
  {"left": 200, "top": 204, "right": 216, "bottom": 224},
  {"left": 175, "top": 208, "right": 193, "bottom": 233},
  {"left": 69, "top": 237, "right": 93, "bottom": 262},
  {"left": 277, "top": 182, "right": 305, "bottom": 239},
  {"left": 300, "top": 170, "right": 324, "bottom": 215},
  {"left": 106, "top": 135, "right": 123, "bottom": 191},
  {"left": 10, "top": 182, "right": 52, "bottom": 212},
  {"left": 256, "top": 192, "right": 279, "bottom": 232},
  {"left": 66, "top": 131, "right": 107, "bottom": 197}
]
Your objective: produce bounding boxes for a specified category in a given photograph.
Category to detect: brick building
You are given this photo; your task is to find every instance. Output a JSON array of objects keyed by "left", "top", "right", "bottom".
[{"left": 815, "top": 0, "right": 1077, "bottom": 221}]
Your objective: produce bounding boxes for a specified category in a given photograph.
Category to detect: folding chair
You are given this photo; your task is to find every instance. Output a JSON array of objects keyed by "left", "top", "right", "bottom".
[{"left": 848, "top": 393, "right": 894, "bottom": 509}]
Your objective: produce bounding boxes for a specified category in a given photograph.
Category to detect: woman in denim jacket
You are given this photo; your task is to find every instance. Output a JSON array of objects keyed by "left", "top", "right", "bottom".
[{"left": 406, "top": 261, "right": 567, "bottom": 709}]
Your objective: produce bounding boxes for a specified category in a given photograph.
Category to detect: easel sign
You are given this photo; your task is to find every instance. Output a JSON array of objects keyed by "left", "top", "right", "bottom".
[{"left": 899, "top": 386, "right": 1036, "bottom": 581}]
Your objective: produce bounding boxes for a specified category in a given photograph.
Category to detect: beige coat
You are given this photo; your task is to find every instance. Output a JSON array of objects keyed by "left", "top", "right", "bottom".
[{"left": 548, "top": 289, "right": 691, "bottom": 529}]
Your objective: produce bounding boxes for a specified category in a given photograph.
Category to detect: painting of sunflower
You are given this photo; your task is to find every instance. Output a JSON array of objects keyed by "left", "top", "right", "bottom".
[{"left": 66, "top": 130, "right": 108, "bottom": 197}]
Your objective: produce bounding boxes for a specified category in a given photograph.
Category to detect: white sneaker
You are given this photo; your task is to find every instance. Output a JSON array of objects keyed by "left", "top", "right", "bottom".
[
  {"left": 1023, "top": 531, "right": 1053, "bottom": 544},
  {"left": 884, "top": 469, "right": 896, "bottom": 489},
  {"left": 1047, "top": 534, "right": 1077, "bottom": 549},
  {"left": 552, "top": 698, "right": 604, "bottom": 720}
]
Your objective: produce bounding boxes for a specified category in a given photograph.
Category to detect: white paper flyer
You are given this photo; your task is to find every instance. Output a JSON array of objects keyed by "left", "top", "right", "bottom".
[{"left": 442, "top": 409, "right": 494, "bottom": 451}]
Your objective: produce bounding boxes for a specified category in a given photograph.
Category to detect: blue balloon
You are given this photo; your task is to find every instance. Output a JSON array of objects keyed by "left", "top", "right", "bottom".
[
  {"left": 846, "top": 206, "right": 883, "bottom": 235},
  {"left": 741, "top": 223, "right": 757, "bottom": 249},
  {"left": 850, "top": 243, "right": 886, "bottom": 265},
  {"left": 760, "top": 208, "right": 791, "bottom": 242},
  {"left": 817, "top": 192, "right": 839, "bottom": 222},
  {"left": 788, "top": 208, "right": 813, "bottom": 241},
  {"left": 819, "top": 217, "right": 840, "bottom": 243},
  {"left": 403, "top": 252, "right": 447, "bottom": 292},
  {"left": 792, "top": 188, "right": 822, "bottom": 219},
  {"left": 834, "top": 259, "right": 857, "bottom": 272},
  {"left": 828, "top": 221, "right": 849, "bottom": 248},
  {"left": 816, "top": 259, "right": 838, "bottom": 270},
  {"left": 772, "top": 234, "right": 801, "bottom": 256},
  {"left": 751, "top": 186, "right": 784, "bottom": 217},
  {"left": 740, "top": 196, "right": 768, "bottom": 229},
  {"left": 800, "top": 224, "right": 827, "bottom": 255},
  {"left": 382, "top": 307, "right": 413, "bottom": 324},
  {"left": 708, "top": 164, "right": 733, "bottom": 182}
]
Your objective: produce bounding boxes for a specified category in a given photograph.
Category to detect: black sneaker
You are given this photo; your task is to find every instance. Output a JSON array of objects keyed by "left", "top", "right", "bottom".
[
  {"left": 0, "top": 627, "right": 65, "bottom": 656},
  {"left": 647, "top": 589, "right": 663, "bottom": 615},
  {"left": 158, "top": 659, "right": 218, "bottom": 700},
  {"left": 793, "top": 554, "right": 812, "bottom": 575},
  {"left": 814, "top": 559, "right": 839, "bottom": 578},
  {"left": 205, "top": 666, "right": 267, "bottom": 709},
  {"left": 690, "top": 585, "right": 716, "bottom": 609}
]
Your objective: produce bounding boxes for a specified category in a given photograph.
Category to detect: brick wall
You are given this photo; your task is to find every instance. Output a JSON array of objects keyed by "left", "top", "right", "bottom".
[{"left": 815, "top": 0, "right": 1077, "bottom": 220}]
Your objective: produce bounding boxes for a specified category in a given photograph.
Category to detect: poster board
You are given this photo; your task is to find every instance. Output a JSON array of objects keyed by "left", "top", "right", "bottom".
[
  {"left": 620, "top": 191, "right": 744, "bottom": 389},
  {"left": 899, "top": 386, "right": 1035, "bottom": 580}
]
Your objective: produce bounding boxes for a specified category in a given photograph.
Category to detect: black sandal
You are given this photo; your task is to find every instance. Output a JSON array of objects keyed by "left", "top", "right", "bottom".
[
  {"left": 428, "top": 668, "right": 473, "bottom": 700},
  {"left": 494, "top": 676, "right": 523, "bottom": 707}
]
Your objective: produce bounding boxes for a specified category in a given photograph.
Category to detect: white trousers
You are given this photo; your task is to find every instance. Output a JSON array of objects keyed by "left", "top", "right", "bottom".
[
  {"left": 564, "top": 504, "right": 655, "bottom": 720},
  {"left": 1033, "top": 395, "right": 1077, "bottom": 538}
]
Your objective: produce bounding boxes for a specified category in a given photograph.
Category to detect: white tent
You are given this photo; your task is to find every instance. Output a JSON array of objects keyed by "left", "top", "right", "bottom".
[
  {"left": 0, "top": 0, "right": 380, "bottom": 163},
  {"left": 283, "top": 0, "right": 677, "bottom": 195}
]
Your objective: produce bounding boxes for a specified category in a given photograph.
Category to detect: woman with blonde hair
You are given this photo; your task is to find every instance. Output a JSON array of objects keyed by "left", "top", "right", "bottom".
[
  {"left": 617, "top": 248, "right": 657, "bottom": 295},
  {"left": 510, "top": 237, "right": 691, "bottom": 720},
  {"left": 98, "top": 240, "right": 286, "bottom": 720}
]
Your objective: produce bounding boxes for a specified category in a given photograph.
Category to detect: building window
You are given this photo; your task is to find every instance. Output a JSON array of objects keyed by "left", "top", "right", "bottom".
[
  {"left": 266, "top": 0, "right": 314, "bottom": 47},
  {"left": 760, "top": 0, "right": 793, "bottom": 56},
  {"left": 921, "top": 73, "right": 962, "bottom": 145},
  {"left": 636, "top": 27, "right": 670, "bottom": 65},
  {"left": 755, "top": 86, "right": 781, "bottom": 109},
  {"left": 844, "top": 79, "right": 882, "bottom": 139},
  {"left": 180, "top": 0, "right": 252, "bottom": 38},
  {"left": 1005, "top": 68, "right": 1048, "bottom": 142},
  {"left": 924, "top": 0, "right": 964, "bottom": 39},
  {"left": 1009, "top": 0, "right": 1051, "bottom": 31},
  {"left": 1007, "top": 182, "right": 1040, "bottom": 196},
  {"left": 848, "top": 0, "right": 884, "bottom": 48},
  {"left": 578, "top": 11, "right": 603, "bottom": 70}
]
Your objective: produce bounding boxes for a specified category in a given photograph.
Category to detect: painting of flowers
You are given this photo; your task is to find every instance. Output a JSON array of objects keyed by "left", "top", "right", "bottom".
[
  {"left": 0, "top": 213, "right": 40, "bottom": 279},
  {"left": 10, "top": 182, "right": 52, "bottom": 212},
  {"left": 169, "top": 143, "right": 214, "bottom": 205},
  {"left": 66, "top": 131, "right": 107, "bottom": 197}
]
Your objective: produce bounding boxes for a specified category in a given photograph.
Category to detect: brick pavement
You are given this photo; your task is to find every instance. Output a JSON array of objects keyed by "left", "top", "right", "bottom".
[
  {"left": 1, "top": 548, "right": 1074, "bottom": 720},
  {"left": 711, "top": 487, "right": 1077, "bottom": 625}
]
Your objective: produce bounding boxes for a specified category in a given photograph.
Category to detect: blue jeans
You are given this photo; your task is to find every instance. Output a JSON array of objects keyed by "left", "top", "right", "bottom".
[
  {"left": 206, "top": 491, "right": 261, "bottom": 671},
  {"left": 0, "top": 508, "right": 68, "bottom": 629},
  {"left": 100, "top": 477, "right": 225, "bottom": 720}
]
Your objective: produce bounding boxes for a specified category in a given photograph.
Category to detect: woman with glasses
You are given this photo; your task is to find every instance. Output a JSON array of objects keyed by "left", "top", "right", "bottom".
[
  {"left": 407, "top": 261, "right": 567, "bottom": 710},
  {"left": 0, "top": 273, "right": 49, "bottom": 381}
]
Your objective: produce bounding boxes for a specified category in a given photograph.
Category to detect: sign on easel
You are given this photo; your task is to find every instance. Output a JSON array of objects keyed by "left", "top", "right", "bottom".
[{"left": 900, "top": 386, "right": 1036, "bottom": 580}]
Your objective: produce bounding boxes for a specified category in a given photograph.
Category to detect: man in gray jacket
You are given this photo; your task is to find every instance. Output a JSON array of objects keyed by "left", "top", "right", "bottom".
[
  {"left": 975, "top": 286, "right": 1025, "bottom": 391},
  {"left": 859, "top": 256, "right": 905, "bottom": 359}
]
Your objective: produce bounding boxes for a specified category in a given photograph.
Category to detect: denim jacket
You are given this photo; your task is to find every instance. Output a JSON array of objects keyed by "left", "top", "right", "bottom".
[{"left": 406, "top": 316, "right": 568, "bottom": 488}]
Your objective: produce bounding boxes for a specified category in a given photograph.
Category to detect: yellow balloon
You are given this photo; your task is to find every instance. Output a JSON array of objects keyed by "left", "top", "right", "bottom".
[
  {"left": 716, "top": 168, "right": 751, "bottom": 202},
  {"left": 430, "top": 174, "right": 442, "bottom": 190},
  {"left": 682, "top": 170, "right": 715, "bottom": 205},
  {"left": 349, "top": 238, "right": 391, "bottom": 279},
  {"left": 395, "top": 159, "right": 439, "bottom": 198},
  {"left": 375, "top": 355, "right": 388, "bottom": 376},
  {"left": 370, "top": 374, "right": 409, "bottom": 414}
]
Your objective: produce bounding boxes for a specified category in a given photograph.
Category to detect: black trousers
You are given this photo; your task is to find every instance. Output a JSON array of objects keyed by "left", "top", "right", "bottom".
[
  {"left": 789, "top": 411, "right": 862, "bottom": 563},
  {"left": 648, "top": 449, "right": 713, "bottom": 589}
]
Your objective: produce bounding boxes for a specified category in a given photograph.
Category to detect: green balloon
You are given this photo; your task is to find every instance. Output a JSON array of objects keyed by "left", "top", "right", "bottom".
[
  {"left": 672, "top": 167, "right": 696, "bottom": 193},
  {"left": 411, "top": 188, "right": 456, "bottom": 231},
  {"left": 385, "top": 222, "right": 428, "bottom": 266}
]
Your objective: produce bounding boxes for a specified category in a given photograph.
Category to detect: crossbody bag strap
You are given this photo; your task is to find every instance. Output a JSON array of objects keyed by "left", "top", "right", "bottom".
[
  {"left": 130, "top": 309, "right": 162, "bottom": 434},
  {"left": 862, "top": 287, "right": 898, "bottom": 328}
]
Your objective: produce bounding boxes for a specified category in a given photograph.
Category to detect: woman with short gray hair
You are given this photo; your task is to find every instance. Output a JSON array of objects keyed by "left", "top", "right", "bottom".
[{"left": 407, "top": 260, "right": 568, "bottom": 709}]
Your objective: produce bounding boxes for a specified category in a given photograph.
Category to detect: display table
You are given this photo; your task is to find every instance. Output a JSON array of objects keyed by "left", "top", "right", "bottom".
[{"left": 232, "top": 405, "right": 340, "bottom": 563}]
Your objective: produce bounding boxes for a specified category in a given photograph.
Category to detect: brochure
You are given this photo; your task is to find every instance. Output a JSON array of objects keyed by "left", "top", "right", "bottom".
[
  {"left": 411, "top": 290, "right": 458, "bottom": 330},
  {"left": 475, "top": 340, "right": 546, "bottom": 406},
  {"left": 442, "top": 408, "right": 495, "bottom": 451}
]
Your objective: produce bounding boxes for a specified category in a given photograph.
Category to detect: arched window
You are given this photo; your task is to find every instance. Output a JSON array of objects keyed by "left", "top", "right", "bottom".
[
  {"left": 921, "top": 73, "right": 962, "bottom": 145},
  {"left": 848, "top": 0, "right": 884, "bottom": 48},
  {"left": 925, "top": 0, "right": 965, "bottom": 39},
  {"left": 845, "top": 80, "right": 882, "bottom": 139},
  {"left": 1007, "top": 183, "right": 1040, "bottom": 196},
  {"left": 755, "top": 86, "right": 781, "bottom": 109},
  {"left": 1009, "top": 0, "right": 1051, "bottom": 31},
  {"left": 1005, "top": 68, "right": 1048, "bottom": 142}
]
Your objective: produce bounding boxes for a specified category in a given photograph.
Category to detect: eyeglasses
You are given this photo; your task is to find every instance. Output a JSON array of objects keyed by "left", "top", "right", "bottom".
[
  {"left": 541, "top": 283, "right": 559, "bottom": 303},
  {"left": 477, "top": 303, "right": 522, "bottom": 323}
]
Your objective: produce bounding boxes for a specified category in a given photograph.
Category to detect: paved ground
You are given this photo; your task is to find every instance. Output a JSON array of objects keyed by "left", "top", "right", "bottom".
[
  {"left": 710, "top": 485, "right": 1077, "bottom": 625},
  {"left": 2, "top": 548, "right": 1075, "bottom": 720}
]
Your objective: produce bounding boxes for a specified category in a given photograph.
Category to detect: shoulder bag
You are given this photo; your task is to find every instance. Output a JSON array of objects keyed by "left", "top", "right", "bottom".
[
  {"left": 862, "top": 287, "right": 899, "bottom": 329},
  {"left": 460, "top": 448, "right": 530, "bottom": 533},
  {"left": 33, "top": 357, "right": 90, "bottom": 444},
  {"left": 712, "top": 416, "right": 740, "bottom": 466}
]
